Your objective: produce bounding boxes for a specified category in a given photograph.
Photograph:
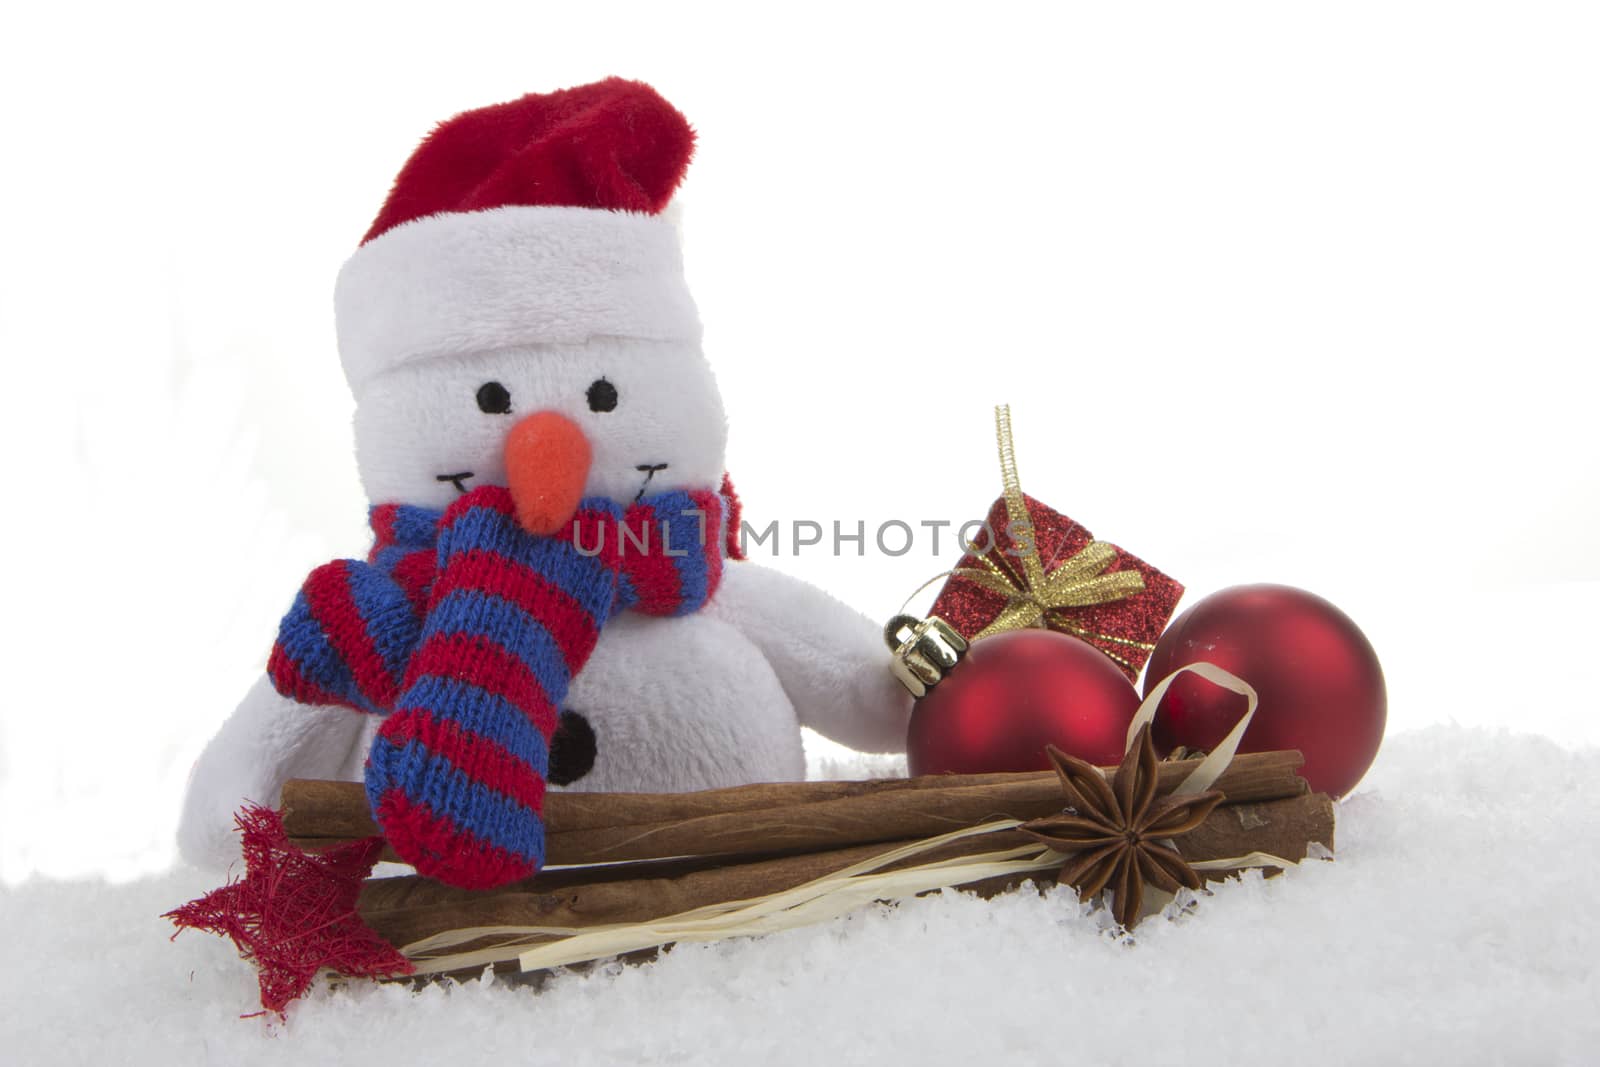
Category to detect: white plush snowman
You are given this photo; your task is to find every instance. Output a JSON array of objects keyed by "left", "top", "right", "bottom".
[{"left": 178, "top": 79, "right": 909, "bottom": 886}]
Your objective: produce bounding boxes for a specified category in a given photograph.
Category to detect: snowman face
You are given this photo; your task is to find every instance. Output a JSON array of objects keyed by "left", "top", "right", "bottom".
[{"left": 353, "top": 337, "right": 728, "bottom": 511}]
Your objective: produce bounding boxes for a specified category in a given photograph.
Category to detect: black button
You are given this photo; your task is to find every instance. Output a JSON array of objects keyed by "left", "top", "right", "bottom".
[{"left": 548, "top": 711, "right": 597, "bottom": 785}]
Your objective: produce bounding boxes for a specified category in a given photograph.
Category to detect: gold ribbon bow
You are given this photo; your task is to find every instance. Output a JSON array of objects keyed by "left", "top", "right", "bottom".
[{"left": 954, "top": 406, "right": 1153, "bottom": 668}]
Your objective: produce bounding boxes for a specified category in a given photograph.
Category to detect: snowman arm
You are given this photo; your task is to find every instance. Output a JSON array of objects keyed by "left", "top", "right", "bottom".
[
  {"left": 177, "top": 675, "right": 374, "bottom": 871},
  {"left": 707, "top": 562, "right": 911, "bottom": 754}
]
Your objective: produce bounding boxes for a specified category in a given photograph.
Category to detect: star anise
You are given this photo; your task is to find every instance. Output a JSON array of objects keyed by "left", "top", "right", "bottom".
[{"left": 1021, "top": 725, "right": 1224, "bottom": 929}]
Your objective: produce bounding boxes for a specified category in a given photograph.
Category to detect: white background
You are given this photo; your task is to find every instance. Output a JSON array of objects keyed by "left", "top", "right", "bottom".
[{"left": 1, "top": 1, "right": 1595, "bottom": 883}]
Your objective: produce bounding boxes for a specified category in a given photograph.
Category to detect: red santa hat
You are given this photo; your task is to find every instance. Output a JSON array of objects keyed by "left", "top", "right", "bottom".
[{"left": 335, "top": 78, "right": 700, "bottom": 390}]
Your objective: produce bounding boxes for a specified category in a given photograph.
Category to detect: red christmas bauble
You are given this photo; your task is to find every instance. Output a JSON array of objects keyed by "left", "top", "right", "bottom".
[
  {"left": 1143, "top": 584, "right": 1386, "bottom": 798},
  {"left": 907, "top": 629, "right": 1141, "bottom": 776}
]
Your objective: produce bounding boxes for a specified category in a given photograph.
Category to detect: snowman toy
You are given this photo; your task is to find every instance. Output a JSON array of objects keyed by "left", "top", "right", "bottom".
[{"left": 178, "top": 79, "right": 910, "bottom": 889}]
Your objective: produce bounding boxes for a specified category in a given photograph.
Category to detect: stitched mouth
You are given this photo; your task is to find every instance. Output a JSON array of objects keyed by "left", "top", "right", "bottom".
[
  {"left": 634, "top": 463, "right": 668, "bottom": 502},
  {"left": 436, "top": 471, "right": 474, "bottom": 494}
]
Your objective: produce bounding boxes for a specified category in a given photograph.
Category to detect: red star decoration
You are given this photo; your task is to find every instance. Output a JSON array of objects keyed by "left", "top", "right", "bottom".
[{"left": 166, "top": 804, "right": 414, "bottom": 1016}]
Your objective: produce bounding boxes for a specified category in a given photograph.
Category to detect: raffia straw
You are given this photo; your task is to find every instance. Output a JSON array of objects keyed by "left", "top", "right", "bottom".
[
  {"left": 399, "top": 820, "right": 1049, "bottom": 974},
  {"left": 396, "top": 816, "right": 1305, "bottom": 976}
]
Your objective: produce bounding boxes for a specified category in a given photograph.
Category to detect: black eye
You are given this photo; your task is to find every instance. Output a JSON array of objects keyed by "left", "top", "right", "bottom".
[
  {"left": 476, "top": 381, "right": 512, "bottom": 414},
  {"left": 586, "top": 378, "right": 618, "bottom": 413}
]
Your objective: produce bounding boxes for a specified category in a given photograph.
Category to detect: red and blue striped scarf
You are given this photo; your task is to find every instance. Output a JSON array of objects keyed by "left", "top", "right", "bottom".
[{"left": 268, "top": 483, "right": 736, "bottom": 889}]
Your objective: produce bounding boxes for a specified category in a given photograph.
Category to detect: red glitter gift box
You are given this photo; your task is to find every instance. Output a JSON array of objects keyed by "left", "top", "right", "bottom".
[{"left": 929, "top": 492, "right": 1184, "bottom": 681}]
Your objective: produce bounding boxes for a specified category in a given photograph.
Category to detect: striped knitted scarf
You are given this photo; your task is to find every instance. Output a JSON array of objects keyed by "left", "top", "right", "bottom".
[{"left": 268, "top": 483, "right": 733, "bottom": 889}]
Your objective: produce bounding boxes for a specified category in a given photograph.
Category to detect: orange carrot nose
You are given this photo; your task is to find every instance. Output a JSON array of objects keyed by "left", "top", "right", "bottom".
[{"left": 504, "top": 411, "right": 592, "bottom": 535}]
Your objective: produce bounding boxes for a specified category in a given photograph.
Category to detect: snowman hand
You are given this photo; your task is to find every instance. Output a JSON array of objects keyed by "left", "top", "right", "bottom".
[
  {"left": 267, "top": 558, "right": 423, "bottom": 714},
  {"left": 365, "top": 485, "right": 622, "bottom": 889}
]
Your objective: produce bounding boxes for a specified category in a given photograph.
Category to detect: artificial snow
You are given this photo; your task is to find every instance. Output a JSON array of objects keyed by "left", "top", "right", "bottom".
[{"left": 3, "top": 725, "right": 1596, "bottom": 1065}]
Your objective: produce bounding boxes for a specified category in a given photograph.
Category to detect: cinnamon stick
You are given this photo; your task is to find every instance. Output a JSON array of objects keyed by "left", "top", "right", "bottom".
[
  {"left": 539, "top": 780, "right": 1087, "bottom": 865},
  {"left": 282, "top": 749, "right": 1307, "bottom": 857},
  {"left": 357, "top": 792, "right": 1334, "bottom": 954},
  {"left": 359, "top": 835, "right": 996, "bottom": 950},
  {"left": 1182, "top": 791, "right": 1335, "bottom": 872}
]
